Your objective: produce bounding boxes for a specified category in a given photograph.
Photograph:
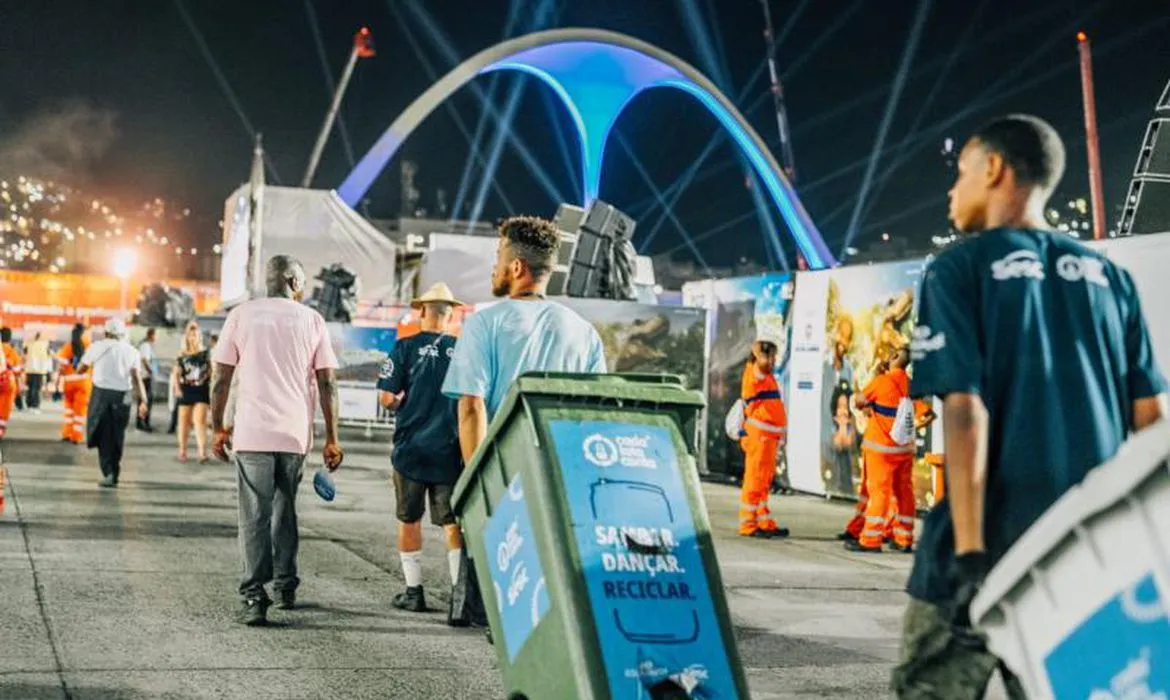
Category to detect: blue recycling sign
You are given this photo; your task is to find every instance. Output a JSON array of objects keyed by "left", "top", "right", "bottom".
[
  {"left": 549, "top": 419, "right": 738, "bottom": 698},
  {"left": 481, "top": 473, "right": 551, "bottom": 662},
  {"left": 1044, "top": 572, "right": 1169, "bottom": 698}
]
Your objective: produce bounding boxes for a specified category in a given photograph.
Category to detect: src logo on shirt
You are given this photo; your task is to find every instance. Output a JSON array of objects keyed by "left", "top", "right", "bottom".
[
  {"left": 991, "top": 250, "right": 1045, "bottom": 281},
  {"left": 378, "top": 357, "right": 394, "bottom": 380},
  {"left": 446, "top": 346, "right": 455, "bottom": 359},
  {"left": 910, "top": 325, "right": 946, "bottom": 361},
  {"left": 1056, "top": 254, "right": 1109, "bottom": 288}
]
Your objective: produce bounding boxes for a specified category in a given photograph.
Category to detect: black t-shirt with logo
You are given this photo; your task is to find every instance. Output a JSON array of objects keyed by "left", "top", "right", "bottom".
[
  {"left": 377, "top": 331, "right": 461, "bottom": 485},
  {"left": 177, "top": 350, "right": 211, "bottom": 387},
  {"left": 907, "top": 228, "right": 1165, "bottom": 605}
]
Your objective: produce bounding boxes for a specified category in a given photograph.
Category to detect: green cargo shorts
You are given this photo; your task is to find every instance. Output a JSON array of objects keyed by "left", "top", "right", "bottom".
[{"left": 891, "top": 598, "right": 1027, "bottom": 700}]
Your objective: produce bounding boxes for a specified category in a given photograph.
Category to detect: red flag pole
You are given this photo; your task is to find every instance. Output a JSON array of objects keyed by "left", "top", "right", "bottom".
[
  {"left": 301, "top": 28, "right": 375, "bottom": 188},
  {"left": 1077, "top": 32, "right": 1106, "bottom": 240}
]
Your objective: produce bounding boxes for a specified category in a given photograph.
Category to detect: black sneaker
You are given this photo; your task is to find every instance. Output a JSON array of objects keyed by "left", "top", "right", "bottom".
[
  {"left": 392, "top": 586, "right": 427, "bottom": 613},
  {"left": 275, "top": 589, "right": 296, "bottom": 610},
  {"left": 241, "top": 597, "right": 270, "bottom": 626},
  {"left": 98, "top": 475, "right": 117, "bottom": 488},
  {"left": 836, "top": 531, "right": 858, "bottom": 542},
  {"left": 889, "top": 543, "right": 914, "bottom": 554}
]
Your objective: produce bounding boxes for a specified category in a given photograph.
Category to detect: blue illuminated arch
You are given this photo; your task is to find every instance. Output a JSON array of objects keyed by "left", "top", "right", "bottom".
[{"left": 338, "top": 28, "right": 836, "bottom": 269}]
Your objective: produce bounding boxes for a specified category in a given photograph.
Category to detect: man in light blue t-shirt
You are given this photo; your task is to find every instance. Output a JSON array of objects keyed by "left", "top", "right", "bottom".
[{"left": 442, "top": 215, "right": 606, "bottom": 464}]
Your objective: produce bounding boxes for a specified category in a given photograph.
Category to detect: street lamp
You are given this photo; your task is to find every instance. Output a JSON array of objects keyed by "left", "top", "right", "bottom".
[{"left": 113, "top": 247, "right": 137, "bottom": 314}]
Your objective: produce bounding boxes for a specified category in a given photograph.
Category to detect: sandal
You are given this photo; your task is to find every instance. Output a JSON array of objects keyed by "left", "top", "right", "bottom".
[{"left": 178, "top": 452, "right": 188, "bottom": 463}]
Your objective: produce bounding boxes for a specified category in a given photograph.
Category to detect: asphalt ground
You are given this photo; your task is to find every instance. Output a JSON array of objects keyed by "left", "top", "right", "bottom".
[{"left": 0, "top": 403, "right": 946, "bottom": 699}]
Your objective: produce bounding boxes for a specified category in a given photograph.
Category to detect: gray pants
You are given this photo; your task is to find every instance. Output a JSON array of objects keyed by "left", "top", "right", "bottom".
[{"left": 235, "top": 451, "right": 306, "bottom": 601}]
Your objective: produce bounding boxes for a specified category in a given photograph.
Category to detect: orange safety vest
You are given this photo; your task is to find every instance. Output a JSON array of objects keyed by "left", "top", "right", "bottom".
[
  {"left": 860, "top": 367, "right": 913, "bottom": 454},
  {"left": 741, "top": 364, "right": 788, "bottom": 439},
  {"left": 2, "top": 344, "right": 22, "bottom": 384},
  {"left": 57, "top": 343, "right": 91, "bottom": 382}
]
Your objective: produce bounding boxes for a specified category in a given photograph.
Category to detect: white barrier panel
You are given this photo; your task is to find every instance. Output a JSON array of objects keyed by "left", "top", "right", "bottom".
[
  {"left": 1091, "top": 234, "right": 1170, "bottom": 379},
  {"left": 338, "top": 380, "right": 381, "bottom": 422},
  {"left": 786, "top": 271, "right": 831, "bottom": 495}
]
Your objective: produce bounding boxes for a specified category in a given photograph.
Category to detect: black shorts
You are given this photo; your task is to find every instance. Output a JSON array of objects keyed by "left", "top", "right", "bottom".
[
  {"left": 178, "top": 384, "right": 210, "bottom": 406},
  {"left": 394, "top": 471, "right": 456, "bottom": 526}
]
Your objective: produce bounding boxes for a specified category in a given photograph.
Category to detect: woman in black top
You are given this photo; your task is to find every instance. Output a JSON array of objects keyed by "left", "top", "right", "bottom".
[{"left": 171, "top": 321, "right": 211, "bottom": 462}]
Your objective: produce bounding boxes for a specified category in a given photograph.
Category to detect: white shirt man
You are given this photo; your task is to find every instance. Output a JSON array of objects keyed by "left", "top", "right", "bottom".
[{"left": 77, "top": 319, "right": 147, "bottom": 488}]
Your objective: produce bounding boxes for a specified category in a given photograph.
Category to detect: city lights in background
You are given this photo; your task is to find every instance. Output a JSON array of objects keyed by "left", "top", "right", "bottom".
[{"left": 0, "top": 175, "right": 221, "bottom": 276}]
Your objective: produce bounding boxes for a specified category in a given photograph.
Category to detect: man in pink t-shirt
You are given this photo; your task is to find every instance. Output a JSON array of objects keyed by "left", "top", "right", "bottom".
[{"left": 211, "top": 254, "right": 344, "bottom": 626}]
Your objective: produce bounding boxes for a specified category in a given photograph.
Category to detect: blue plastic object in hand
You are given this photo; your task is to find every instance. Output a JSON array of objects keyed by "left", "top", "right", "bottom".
[{"left": 313, "top": 468, "right": 336, "bottom": 502}]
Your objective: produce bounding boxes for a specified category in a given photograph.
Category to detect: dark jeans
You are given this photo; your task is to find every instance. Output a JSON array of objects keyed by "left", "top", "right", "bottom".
[
  {"left": 26, "top": 374, "right": 44, "bottom": 409},
  {"left": 87, "top": 387, "right": 130, "bottom": 483},
  {"left": 236, "top": 451, "right": 306, "bottom": 601},
  {"left": 136, "top": 377, "right": 153, "bottom": 430}
]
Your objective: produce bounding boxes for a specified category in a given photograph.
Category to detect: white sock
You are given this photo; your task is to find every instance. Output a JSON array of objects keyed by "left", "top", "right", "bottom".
[
  {"left": 400, "top": 550, "right": 423, "bottom": 588},
  {"left": 448, "top": 549, "right": 463, "bottom": 586}
]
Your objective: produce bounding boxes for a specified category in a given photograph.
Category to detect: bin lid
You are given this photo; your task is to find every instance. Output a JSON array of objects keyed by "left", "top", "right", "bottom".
[
  {"left": 452, "top": 372, "right": 704, "bottom": 512},
  {"left": 971, "top": 420, "right": 1170, "bottom": 623}
]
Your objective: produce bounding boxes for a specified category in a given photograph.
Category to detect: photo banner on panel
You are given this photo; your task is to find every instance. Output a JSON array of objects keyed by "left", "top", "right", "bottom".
[
  {"left": 786, "top": 260, "right": 938, "bottom": 507},
  {"left": 555, "top": 298, "right": 708, "bottom": 393},
  {"left": 690, "top": 274, "right": 795, "bottom": 480}
]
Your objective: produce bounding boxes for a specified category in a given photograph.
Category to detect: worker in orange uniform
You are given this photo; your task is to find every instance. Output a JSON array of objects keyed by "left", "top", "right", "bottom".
[
  {"left": 738, "top": 339, "right": 790, "bottom": 539},
  {"left": 57, "top": 324, "right": 92, "bottom": 444},
  {"left": 845, "top": 347, "right": 915, "bottom": 553},
  {"left": 0, "top": 328, "right": 24, "bottom": 440},
  {"left": 842, "top": 397, "right": 938, "bottom": 544}
]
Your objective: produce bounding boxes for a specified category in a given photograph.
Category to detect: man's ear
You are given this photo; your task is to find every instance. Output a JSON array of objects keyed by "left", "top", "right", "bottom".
[
  {"left": 984, "top": 150, "right": 1007, "bottom": 188},
  {"left": 509, "top": 257, "right": 525, "bottom": 279}
]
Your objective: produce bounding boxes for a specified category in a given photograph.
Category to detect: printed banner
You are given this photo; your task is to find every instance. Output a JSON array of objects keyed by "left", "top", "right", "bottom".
[
  {"left": 548, "top": 419, "right": 739, "bottom": 697},
  {"left": 786, "top": 260, "right": 938, "bottom": 507},
  {"left": 555, "top": 298, "right": 708, "bottom": 393},
  {"left": 0, "top": 270, "right": 219, "bottom": 328},
  {"left": 482, "top": 473, "right": 551, "bottom": 663},
  {"left": 682, "top": 274, "right": 795, "bottom": 479}
]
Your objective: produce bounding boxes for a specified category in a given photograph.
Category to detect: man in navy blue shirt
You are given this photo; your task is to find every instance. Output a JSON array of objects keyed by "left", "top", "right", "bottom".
[
  {"left": 378, "top": 283, "right": 464, "bottom": 614},
  {"left": 894, "top": 114, "right": 1168, "bottom": 699}
]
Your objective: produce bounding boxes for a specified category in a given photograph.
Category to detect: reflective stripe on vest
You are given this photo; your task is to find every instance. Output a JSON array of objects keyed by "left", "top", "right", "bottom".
[{"left": 862, "top": 439, "right": 914, "bottom": 455}]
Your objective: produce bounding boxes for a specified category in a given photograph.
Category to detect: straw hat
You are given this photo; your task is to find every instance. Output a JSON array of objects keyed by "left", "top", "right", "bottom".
[{"left": 410, "top": 282, "right": 463, "bottom": 309}]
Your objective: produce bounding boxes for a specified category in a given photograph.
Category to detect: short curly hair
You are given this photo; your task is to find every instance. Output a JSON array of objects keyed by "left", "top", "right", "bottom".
[{"left": 498, "top": 215, "right": 560, "bottom": 279}]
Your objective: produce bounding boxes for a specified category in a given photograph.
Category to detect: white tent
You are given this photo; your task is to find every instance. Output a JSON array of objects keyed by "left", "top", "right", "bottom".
[{"left": 220, "top": 185, "right": 398, "bottom": 308}]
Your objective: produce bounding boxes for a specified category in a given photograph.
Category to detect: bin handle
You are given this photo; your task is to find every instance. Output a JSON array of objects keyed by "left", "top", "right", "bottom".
[{"left": 624, "top": 533, "right": 671, "bottom": 556}]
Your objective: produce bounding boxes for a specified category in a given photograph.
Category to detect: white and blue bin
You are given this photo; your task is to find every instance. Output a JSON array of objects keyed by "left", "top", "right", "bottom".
[{"left": 971, "top": 421, "right": 1170, "bottom": 699}]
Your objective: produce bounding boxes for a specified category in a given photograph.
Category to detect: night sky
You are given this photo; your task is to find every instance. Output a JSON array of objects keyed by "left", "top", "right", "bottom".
[{"left": 2, "top": 0, "right": 1168, "bottom": 272}]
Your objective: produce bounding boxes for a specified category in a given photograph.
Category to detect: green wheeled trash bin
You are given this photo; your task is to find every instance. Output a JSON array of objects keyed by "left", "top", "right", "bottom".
[{"left": 452, "top": 372, "right": 750, "bottom": 699}]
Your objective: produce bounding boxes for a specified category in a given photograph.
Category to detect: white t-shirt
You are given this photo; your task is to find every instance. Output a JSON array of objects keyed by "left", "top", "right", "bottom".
[{"left": 81, "top": 339, "right": 142, "bottom": 392}]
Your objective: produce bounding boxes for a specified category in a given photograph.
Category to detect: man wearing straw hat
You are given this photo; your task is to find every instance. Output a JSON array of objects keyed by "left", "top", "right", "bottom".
[{"left": 378, "top": 282, "right": 465, "bottom": 615}]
